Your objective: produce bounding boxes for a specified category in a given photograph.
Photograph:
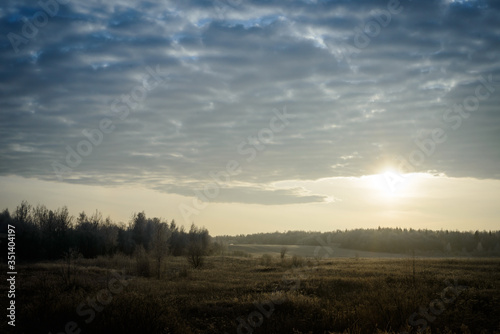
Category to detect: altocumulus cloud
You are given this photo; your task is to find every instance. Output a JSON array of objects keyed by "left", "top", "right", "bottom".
[{"left": 0, "top": 0, "right": 499, "bottom": 205}]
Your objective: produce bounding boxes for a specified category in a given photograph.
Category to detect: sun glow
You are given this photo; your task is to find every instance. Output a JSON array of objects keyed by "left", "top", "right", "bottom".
[{"left": 371, "top": 168, "right": 415, "bottom": 200}]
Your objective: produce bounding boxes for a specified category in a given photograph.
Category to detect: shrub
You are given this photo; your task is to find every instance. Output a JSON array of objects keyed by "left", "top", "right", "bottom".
[
  {"left": 260, "top": 253, "right": 273, "bottom": 266},
  {"left": 280, "top": 246, "right": 288, "bottom": 261},
  {"left": 59, "top": 248, "right": 82, "bottom": 287},
  {"left": 292, "top": 255, "right": 304, "bottom": 267},
  {"left": 187, "top": 241, "right": 205, "bottom": 269},
  {"left": 134, "top": 246, "right": 151, "bottom": 277}
]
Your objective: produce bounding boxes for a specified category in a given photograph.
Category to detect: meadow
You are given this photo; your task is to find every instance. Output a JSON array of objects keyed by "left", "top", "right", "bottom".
[{"left": 4, "top": 247, "right": 500, "bottom": 334}]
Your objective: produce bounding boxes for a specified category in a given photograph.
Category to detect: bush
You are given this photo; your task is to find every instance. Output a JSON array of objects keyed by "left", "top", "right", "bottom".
[
  {"left": 59, "top": 248, "right": 82, "bottom": 287},
  {"left": 260, "top": 253, "right": 273, "bottom": 266},
  {"left": 280, "top": 246, "right": 288, "bottom": 261},
  {"left": 134, "top": 246, "right": 151, "bottom": 277},
  {"left": 187, "top": 242, "right": 205, "bottom": 269},
  {"left": 292, "top": 255, "right": 304, "bottom": 267}
]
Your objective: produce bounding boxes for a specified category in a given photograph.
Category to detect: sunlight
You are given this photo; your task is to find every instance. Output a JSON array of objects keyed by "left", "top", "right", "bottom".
[{"left": 370, "top": 168, "right": 413, "bottom": 200}]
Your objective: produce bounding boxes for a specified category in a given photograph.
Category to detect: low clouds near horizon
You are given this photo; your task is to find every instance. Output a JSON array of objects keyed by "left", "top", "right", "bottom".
[{"left": 1, "top": 0, "right": 499, "bottom": 206}]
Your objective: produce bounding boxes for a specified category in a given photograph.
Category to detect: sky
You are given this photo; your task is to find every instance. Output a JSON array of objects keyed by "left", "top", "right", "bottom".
[{"left": 0, "top": 0, "right": 499, "bottom": 235}]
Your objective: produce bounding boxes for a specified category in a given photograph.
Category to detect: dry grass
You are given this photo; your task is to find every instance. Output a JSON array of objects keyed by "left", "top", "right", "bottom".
[{"left": 4, "top": 256, "right": 500, "bottom": 334}]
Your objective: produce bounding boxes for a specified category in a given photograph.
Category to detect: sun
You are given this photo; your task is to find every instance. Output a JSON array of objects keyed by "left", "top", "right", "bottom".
[{"left": 371, "top": 168, "right": 409, "bottom": 199}]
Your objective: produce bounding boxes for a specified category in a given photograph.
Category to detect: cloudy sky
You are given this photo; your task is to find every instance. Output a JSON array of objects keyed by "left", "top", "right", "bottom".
[{"left": 1, "top": 0, "right": 499, "bottom": 235}]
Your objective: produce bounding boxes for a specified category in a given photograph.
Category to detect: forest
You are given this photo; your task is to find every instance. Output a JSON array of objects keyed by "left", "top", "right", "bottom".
[
  {"left": 1, "top": 201, "right": 499, "bottom": 264},
  {"left": 218, "top": 228, "right": 500, "bottom": 256},
  {"left": 0, "top": 201, "right": 211, "bottom": 263}
]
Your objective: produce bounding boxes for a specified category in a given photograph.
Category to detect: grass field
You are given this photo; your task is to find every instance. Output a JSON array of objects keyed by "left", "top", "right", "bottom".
[
  {"left": 228, "top": 244, "right": 410, "bottom": 258},
  {"left": 4, "top": 248, "right": 500, "bottom": 334}
]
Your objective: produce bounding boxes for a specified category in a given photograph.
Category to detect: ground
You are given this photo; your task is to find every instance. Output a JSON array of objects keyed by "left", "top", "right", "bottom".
[{"left": 3, "top": 245, "right": 500, "bottom": 334}]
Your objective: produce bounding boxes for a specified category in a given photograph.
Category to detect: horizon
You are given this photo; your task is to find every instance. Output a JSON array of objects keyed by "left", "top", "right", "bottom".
[
  {"left": 1, "top": 0, "right": 500, "bottom": 237},
  {"left": 3, "top": 198, "right": 500, "bottom": 239}
]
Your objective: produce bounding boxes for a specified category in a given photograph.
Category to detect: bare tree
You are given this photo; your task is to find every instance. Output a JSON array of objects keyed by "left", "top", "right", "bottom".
[
  {"left": 280, "top": 246, "right": 288, "bottom": 261},
  {"left": 151, "top": 220, "right": 170, "bottom": 279},
  {"left": 186, "top": 223, "right": 210, "bottom": 269},
  {"left": 60, "top": 248, "right": 81, "bottom": 286},
  {"left": 187, "top": 241, "right": 204, "bottom": 269}
]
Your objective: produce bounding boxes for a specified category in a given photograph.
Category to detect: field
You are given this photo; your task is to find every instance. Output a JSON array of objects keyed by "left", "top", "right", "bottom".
[
  {"left": 227, "top": 244, "right": 409, "bottom": 258},
  {"left": 3, "top": 246, "right": 500, "bottom": 334}
]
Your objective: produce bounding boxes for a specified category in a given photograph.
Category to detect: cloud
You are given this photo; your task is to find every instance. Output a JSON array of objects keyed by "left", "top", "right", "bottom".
[
  {"left": 156, "top": 183, "right": 327, "bottom": 205},
  {"left": 1, "top": 0, "right": 499, "bottom": 204}
]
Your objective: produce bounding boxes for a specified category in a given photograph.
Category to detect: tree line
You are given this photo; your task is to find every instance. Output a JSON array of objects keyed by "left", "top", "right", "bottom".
[
  {"left": 2, "top": 200, "right": 499, "bottom": 261},
  {"left": 0, "top": 201, "right": 211, "bottom": 262},
  {"left": 219, "top": 227, "right": 500, "bottom": 256}
]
